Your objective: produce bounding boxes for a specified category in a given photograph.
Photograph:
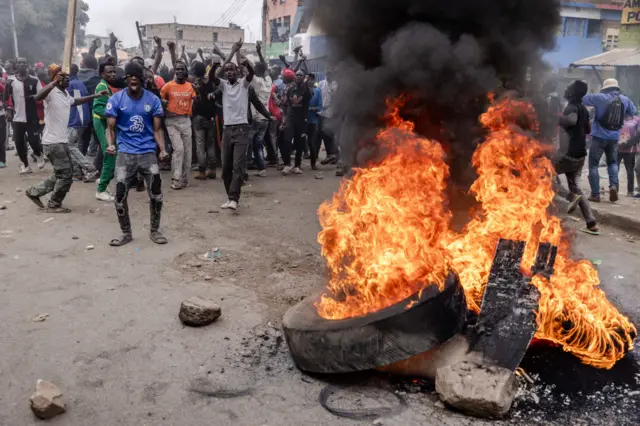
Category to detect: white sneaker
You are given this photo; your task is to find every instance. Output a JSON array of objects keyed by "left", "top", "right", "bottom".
[
  {"left": 221, "top": 201, "right": 232, "bottom": 209},
  {"left": 96, "top": 191, "right": 115, "bottom": 202},
  {"left": 36, "top": 155, "right": 45, "bottom": 170},
  {"left": 18, "top": 164, "right": 33, "bottom": 175},
  {"left": 254, "top": 170, "right": 267, "bottom": 177},
  {"left": 282, "top": 166, "right": 294, "bottom": 176},
  {"left": 293, "top": 167, "right": 303, "bottom": 175},
  {"left": 228, "top": 201, "right": 238, "bottom": 210}
]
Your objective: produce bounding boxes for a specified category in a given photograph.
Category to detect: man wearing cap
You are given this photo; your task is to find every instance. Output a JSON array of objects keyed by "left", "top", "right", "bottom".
[
  {"left": 583, "top": 78, "right": 637, "bottom": 203},
  {"left": 104, "top": 62, "right": 168, "bottom": 246},
  {"left": 24, "top": 66, "right": 108, "bottom": 213}
]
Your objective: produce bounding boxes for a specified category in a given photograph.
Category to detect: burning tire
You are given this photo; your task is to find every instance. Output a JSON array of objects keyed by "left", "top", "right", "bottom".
[{"left": 283, "top": 272, "right": 467, "bottom": 374}]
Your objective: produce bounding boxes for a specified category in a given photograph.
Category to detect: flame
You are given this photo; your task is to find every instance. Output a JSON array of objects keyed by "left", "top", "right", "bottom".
[{"left": 317, "top": 95, "right": 637, "bottom": 369}]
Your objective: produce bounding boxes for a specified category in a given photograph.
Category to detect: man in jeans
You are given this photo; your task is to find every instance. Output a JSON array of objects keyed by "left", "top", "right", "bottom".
[
  {"left": 191, "top": 62, "right": 217, "bottom": 180},
  {"left": 583, "top": 78, "right": 637, "bottom": 203},
  {"left": 249, "top": 58, "right": 273, "bottom": 177},
  {"left": 316, "top": 70, "right": 339, "bottom": 167},
  {"left": 161, "top": 60, "right": 195, "bottom": 190},
  {"left": 25, "top": 66, "right": 107, "bottom": 212},
  {"left": 212, "top": 39, "right": 256, "bottom": 211},
  {"left": 67, "top": 64, "right": 99, "bottom": 182}
]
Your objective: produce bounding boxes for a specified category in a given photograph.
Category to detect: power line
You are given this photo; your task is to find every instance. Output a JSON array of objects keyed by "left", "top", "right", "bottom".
[{"left": 214, "top": 0, "right": 244, "bottom": 26}]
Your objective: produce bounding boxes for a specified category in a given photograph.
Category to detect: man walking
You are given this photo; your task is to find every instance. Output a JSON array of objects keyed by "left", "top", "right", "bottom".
[
  {"left": 161, "top": 60, "right": 195, "bottom": 190},
  {"left": 583, "top": 78, "right": 637, "bottom": 203},
  {"left": 25, "top": 66, "right": 107, "bottom": 213},
  {"left": 249, "top": 55, "right": 273, "bottom": 177},
  {"left": 212, "top": 39, "right": 255, "bottom": 211},
  {"left": 104, "top": 63, "right": 168, "bottom": 247},
  {"left": 555, "top": 80, "right": 598, "bottom": 235},
  {"left": 315, "top": 70, "right": 339, "bottom": 167},
  {"left": 4, "top": 57, "right": 45, "bottom": 174}
]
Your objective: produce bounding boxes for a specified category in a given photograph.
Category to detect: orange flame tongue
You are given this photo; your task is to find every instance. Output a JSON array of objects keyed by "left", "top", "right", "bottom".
[{"left": 317, "top": 96, "right": 636, "bottom": 369}]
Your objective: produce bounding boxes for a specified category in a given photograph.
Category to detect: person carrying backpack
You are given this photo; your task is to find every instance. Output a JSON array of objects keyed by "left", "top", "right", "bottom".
[{"left": 583, "top": 78, "right": 637, "bottom": 203}]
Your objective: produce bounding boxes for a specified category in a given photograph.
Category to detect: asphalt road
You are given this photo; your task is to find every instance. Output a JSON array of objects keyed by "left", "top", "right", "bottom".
[{"left": 0, "top": 161, "right": 638, "bottom": 425}]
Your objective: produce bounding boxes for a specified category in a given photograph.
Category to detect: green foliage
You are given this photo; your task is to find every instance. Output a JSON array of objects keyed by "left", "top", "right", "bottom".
[{"left": 0, "top": 0, "right": 90, "bottom": 63}]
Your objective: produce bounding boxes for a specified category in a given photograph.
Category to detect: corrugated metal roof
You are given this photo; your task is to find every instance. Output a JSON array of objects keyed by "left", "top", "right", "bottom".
[{"left": 571, "top": 48, "right": 640, "bottom": 67}]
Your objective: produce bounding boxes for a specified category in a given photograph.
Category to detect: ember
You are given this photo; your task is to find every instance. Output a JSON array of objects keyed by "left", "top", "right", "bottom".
[{"left": 317, "top": 96, "right": 637, "bottom": 370}]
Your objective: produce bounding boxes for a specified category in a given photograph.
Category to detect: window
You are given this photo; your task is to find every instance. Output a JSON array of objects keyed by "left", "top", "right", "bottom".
[
  {"left": 283, "top": 15, "right": 291, "bottom": 29},
  {"left": 212, "top": 32, "right": 218, "bottom": 42},
  {"left": 587, "top": 19, "right": 601, "bottom": 38},
  {"left": 564, "top": 17, "right": 586, "bottom": 37},
  {"left": 177, "top": 29, "right": 183, "bottom": 40}
]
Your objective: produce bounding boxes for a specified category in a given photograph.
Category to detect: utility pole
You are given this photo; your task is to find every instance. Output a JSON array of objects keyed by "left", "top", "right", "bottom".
[
  {"left": 62, "top": 0, "right": 78, "bottom": 72},
  {"left": 174, "top": 15, "right": 178, "bottom": 45},
  {"left": 9, "top": 0, "right": 19, "bottom": 57}
]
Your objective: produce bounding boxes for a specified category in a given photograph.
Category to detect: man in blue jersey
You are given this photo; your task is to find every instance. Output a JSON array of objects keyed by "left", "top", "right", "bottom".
[{"left": 104, "top": 62, "right": 168, "bottom": 247}]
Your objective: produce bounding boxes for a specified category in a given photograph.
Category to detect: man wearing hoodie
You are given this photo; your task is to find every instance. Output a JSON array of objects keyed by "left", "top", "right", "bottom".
[{"left": 583, "top": 78, "right": 637, "bottom": 203}]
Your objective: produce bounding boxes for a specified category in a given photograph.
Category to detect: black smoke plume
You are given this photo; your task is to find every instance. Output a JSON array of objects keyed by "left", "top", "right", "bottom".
[{"left": 313, "top": 0, "right": 560, "bottom": 187}]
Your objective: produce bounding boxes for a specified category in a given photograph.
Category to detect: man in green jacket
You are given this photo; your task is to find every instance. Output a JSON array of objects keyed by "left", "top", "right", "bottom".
[{"left": 94, "top": 59, "right": 119, "bottom": 202}]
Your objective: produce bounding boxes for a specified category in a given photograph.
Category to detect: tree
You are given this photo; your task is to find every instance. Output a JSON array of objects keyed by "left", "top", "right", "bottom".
[{"left": 0, "top": 0, "right": 90, "bottom": 63}]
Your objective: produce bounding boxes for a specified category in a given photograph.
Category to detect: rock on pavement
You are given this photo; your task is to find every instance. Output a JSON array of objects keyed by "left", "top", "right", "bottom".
[
  {"left": 179, "top": 297, "right": 222, "bottom": 327},
  {"left": 435, "top": 360, "right": 517, "bottom": 419},
  {"left": 29, "top": 380, "right": 66, "bottom": 419}
]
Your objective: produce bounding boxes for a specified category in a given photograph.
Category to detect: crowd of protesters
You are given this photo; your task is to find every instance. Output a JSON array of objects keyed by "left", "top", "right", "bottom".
[{"left": 0, "top": 34, "right": 341, "bottom": 246}]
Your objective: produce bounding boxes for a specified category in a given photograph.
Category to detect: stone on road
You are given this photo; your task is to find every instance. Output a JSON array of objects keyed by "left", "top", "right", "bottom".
[
  {"left": 179, "top": 297, "right": 222, "bottom": 327},
  {"left": 29, "top": 380, "right": 66, "bottom": 420},
  {"left": 435, "top": 360, "right": 517, "bottom": 419}
]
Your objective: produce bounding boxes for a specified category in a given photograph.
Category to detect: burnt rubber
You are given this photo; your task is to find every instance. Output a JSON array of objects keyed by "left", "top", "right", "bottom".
[
  {"left": 283, "top": 272, "right": 467, "bottom": 374},
  {"left": 319, "top": 384, "right": 407, "bottom": 420}
]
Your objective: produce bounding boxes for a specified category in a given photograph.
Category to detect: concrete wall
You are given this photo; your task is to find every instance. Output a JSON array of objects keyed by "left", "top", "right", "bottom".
[
  {"left": 265, "top": 0, "right": 300, "bottom": 45},
  {"left": 544, "top": 36, "right": 605, "bottom": 69},
  {"left": 140, "top": 23, "right": 244, "bottom": 51}
]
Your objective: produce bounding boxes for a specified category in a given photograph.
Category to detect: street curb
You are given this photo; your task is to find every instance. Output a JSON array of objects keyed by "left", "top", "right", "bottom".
[{"left": 554, "top": 192, "right": 640, "bottom": 235}]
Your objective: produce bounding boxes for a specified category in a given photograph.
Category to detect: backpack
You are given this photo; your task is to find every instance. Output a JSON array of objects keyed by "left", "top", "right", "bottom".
[{"left": 598, "top": 96, "right": 625, "bottom": 131}]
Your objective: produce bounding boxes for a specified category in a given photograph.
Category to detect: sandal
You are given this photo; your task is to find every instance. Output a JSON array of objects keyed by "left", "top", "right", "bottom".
[
  {"left": 150, "top": 231, "right": 168, "bottom": 245},
  {"left": 171, "top": 180, "right": 182, "bottom": 190},
  {"left": 45, "top": 206, "right": 71, "bottom": 214},
  {"left": 579, "top": 226, "right": 600, "bottom": 236},
  {"left": 110, "top": 234, "right": 133, "bottom": 247}
]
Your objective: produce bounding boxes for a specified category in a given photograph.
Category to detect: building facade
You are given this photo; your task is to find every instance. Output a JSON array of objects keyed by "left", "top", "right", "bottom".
[
  {"left": 544, "top": 1, "right": 624, "bottom": 70},
  {"left": 138, "top": 23, "right": 245, "bottom": 57}
]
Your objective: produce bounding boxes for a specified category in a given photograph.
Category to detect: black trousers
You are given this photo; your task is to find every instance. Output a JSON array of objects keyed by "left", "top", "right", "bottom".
[
  {"left": 222, "top": 124, "right": 252, "bottom": 202},
  {"left": 308, "top": 122, "right": 320, "bottom": 166},
  {"left": 282, "top": 118, "right": 306, "bottom": 167},
  {"left": 315, "top": 116, "right": 337, "bottom": 158},
  {"left": 12, "top": 121, "right": 42, "bottom": 167},
  {"left": 619, "top": 151, "right": 636, "bottom": 194},
  {"left": 0, "top": 118, "right": 6, "bottom": 164}
]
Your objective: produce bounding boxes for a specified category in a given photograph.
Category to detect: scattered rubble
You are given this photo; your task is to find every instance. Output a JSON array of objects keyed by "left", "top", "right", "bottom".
[
  {"left": 85, "top": 245, "right": 95, "bottom": 251},
  {"left": 436, "top": 360, "right": 517, "bottom": 419},
  {"left": 179, "top": 297, "right": 221, "bottom": 327},
  {"left": 29, "top": 380, "right": 66, "bottom": 419},
  {"left": 32, "top": 313, "right": 49, "bottom": 322}
]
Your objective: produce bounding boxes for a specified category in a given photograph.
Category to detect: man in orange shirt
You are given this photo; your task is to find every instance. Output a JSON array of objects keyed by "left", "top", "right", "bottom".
[{"left": 160, "top": 60, "right": 195, "bottom": 190}]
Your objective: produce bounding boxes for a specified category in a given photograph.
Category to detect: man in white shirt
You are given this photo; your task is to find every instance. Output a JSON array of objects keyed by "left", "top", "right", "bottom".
[
  {"left": 25, "top": 65, "right": 107, "bottom": 213},
  {"left": 211, "top": 39, "right": 255, "bottom": 211}
]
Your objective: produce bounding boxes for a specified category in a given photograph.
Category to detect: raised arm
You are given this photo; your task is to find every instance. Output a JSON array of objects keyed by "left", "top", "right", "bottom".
[
  {"left": 278, "top": 54, "right": 290, "bottom": 70},
  {"left": 180, "top": 45, "right": 190, "bottom": 66},
  {"left": 215, "top": 38, "right": 243, "bottom": 80},
  {"left": 152, "top": 36, "right": 163, "bottom": 74},
  {"left": 88, "top": 38, "right": 100, "bottom": 59},
  {"left": 241, "top": 57, "right": 255, "bottom": 83},
  {"left": 109, "top": 33, "right": 119, "bottom": 65},
  {"left": 197, "top": 48, "right": 205, "bottom": 64},
  {"left": 212, "top": 43, "right": 227, "bottom": 61},
  {"left": 167, "top": 41, "right": 178, "bottom": 69},
  {"left": 256, "top": 41, "right": 266, "bottom": 65},
  {"left": 34, "top": 77, "right": 60, "bottom": 102},
  {"left": 294, "top": 53, "right": 308, "bottom": 73}
]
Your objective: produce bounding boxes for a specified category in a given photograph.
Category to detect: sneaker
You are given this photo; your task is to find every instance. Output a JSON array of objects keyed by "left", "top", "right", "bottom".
[
  {"left": 194, "top": 171, "right": 206, "bottom": 180},
  {"left": 221, "top": 200, "right": 232, "bottom": 209},
  {"left": 36, "top": 155, "right": 45, "bottom": 170},
  {"left": 206, "top": 169, "right": 217, "bottom": 179},
  {"left": 170, "top": 180, "right": 182, "bottom": 190},
  {"left": 228, "top": 200, "right": 238, "bottom": 210},
  {"left": 609, "top": 186, "right": 618, "bottom": 203},
  {"left": 588, "top": 195, "right": 601, "bottom": 203},
  {"left": 282, "top": 165, "right": 294, "bottom": 175},
  {"left": 567, "top": 194, "right": 582, "bottom": 214},
  {"left": 321, "top": 155, "right": 338, "bottom": 165},
  {"left": 0, "top": 162, "right": 5, "bottom": 169},
  {"left": 96, "top": 191, "right": 115, "bottom": 202},
  {"left": 293, "top": 167, "right": 302, "bottom": 174},
  {"left": 254, "top": 170, "right": 267, "bottom": 177},
  {"left": 18, "top": 164, "right": 33, "bottom": 175}
]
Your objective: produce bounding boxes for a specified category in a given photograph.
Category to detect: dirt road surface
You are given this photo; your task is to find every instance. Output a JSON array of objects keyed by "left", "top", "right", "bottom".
[{"left": 0, "top": 163, "right": 639, "bottom": 425}]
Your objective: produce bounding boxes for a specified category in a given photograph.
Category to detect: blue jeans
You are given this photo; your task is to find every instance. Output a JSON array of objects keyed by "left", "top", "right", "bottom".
[
  {"left": 588, "top": 136, "right": 619, "bottom": 197},
  {"left": 252, "top": 120, "right": 268, "bottom": 171}
]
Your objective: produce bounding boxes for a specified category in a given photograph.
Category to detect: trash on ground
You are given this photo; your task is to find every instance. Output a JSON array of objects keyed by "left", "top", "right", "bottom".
[
  {"left": 32, "top": 313, "right": 50, "bottom": 322},
  {"left": 42, "top": 217, "right": 55, "bottom": 223},
  {"left": 85, "top": 245, "right": 95, "bottom": 250},
  {"left": 590, "top": 259, "right": 602, "bottom": 266},
  {"left": 201, "top": 248, "right": 222, "bottom": 261}
]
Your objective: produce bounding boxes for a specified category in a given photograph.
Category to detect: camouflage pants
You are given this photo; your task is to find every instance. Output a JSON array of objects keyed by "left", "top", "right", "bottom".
[
  {"left": 27, "top": 143, "right": 73, "bottom": 208},
  {"left": 114, "top": 152, "right": 163, "bottom": 234}
]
